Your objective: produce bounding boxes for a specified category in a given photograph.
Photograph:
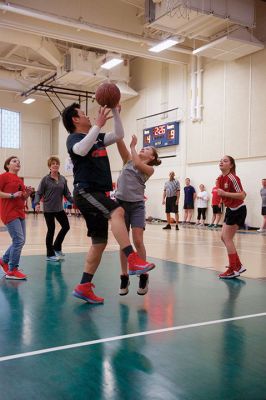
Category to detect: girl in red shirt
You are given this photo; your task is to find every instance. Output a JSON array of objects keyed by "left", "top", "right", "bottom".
[
  {"left": 0, "top": 156, "right": 33, "bottom": 279},
  {"left": 217, "top": 155, "right": 247, "bottom": 279}
]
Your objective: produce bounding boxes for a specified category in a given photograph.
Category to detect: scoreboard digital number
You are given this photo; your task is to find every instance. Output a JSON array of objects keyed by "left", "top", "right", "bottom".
[{"left": 143, "top": 121, "right": 179, "bottom": 148}]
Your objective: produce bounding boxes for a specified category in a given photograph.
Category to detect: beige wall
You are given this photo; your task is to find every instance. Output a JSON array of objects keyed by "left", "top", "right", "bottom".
[
  {"left": 1, "top": 48, "right": 266, "bottom": 227},
  {"left": 0, "top": 92, "right": 53, "bottom": 190}
]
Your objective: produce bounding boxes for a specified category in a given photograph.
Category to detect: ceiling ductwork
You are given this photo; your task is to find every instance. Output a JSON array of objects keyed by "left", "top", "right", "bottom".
[
  {"left": 193, "top": 27, "right": 264, "bottom": 61},
  {"left": 146, "top": 0, "right": 264, "bottom": 59},
  {"left": 55, "top": 48, "right": 138, "bottom": 101}
]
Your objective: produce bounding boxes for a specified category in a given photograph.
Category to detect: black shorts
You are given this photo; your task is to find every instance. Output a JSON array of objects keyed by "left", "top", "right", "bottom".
[
  {"left": 224, "top": 205, "right": 247, "bottom": 227},
  {"left": 183, "top": 202, "right": 194, "bottom": 210},
  {"left": 166, "top": 196, "right": 178, "bottom": 213},
  {"left": 74, "top": 189, "right": 120, "bottom": 241},
  {"left": 212, "top": 205, "right": 222, "bottom": 214},
  {"left": 262, "top": 207, "right": 266, "bottom": 216}
]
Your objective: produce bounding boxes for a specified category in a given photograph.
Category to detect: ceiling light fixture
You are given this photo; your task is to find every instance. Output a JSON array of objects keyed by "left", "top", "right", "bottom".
[
  {"left": 101, "top": 58, "right": 123, "bottom": 70},
  {"left": 22, "top": 98, "right": 36, "bottom": 104},
  {"left": 149, "top": 38, "right": 179, "bottom": 53}
]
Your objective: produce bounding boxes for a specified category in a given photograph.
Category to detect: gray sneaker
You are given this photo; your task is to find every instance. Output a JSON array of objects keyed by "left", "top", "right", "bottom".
[
  {"left": 55, "top": 251, "right": 65, "bottom": 258},
  {"left": 46, "top": 256, "right": 60, "bottom": 262}
]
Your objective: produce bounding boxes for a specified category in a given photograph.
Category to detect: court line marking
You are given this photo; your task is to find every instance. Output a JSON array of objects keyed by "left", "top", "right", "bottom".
[{"left": 0, "top": 312, "right": 265, "bottom": 363}]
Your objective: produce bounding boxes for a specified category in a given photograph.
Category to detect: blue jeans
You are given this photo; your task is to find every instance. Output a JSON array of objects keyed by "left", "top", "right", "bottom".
[{"left": 3, "top": 218, "right": 26, "bottom": 270}]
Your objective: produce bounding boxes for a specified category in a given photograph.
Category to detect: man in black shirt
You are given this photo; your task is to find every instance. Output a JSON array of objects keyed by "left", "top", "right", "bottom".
[{"left": 63, "top": 103, "right": 155, "bottom": 304}]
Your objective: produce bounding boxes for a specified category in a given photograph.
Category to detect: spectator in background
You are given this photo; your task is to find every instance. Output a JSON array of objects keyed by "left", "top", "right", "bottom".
[
  {"left": 162, "top": 171, "right": 180, "bottom": 230},
  {"left": 183, "top": 178, "right": 196, "bottom": 225},
  {"left": 35, "top": 156, "right": 73, "bottom": 262},
  {"left": 208, "top": 179, "right": 223, "bottom": 228},
  {"left": 196, "top": 184, "right": 209, "bottom": 226},
  {"left": 257, "top": 178, "right": 266, "bottom": 233},
  {"left": 29, "top": 188, "right": 38, "bottom": 215},
  {"left": 0, "top": 156, "right": 33, "bottom": 279},
  {"left": 65, "top": 199, "right": 73, "bottom": 217},
  {"left": 73, "top": 201, "right": 81, "bottom": 217}
]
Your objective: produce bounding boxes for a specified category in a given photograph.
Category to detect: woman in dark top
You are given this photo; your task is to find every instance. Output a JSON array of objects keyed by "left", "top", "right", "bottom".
[{"left": 35, "top": 156, "right": 73, "bottom": 262}]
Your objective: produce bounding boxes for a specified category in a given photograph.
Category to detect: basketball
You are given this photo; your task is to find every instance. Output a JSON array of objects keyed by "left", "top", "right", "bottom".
[{"left": 95, "top": 83, "right": 121, "bottom": 108}]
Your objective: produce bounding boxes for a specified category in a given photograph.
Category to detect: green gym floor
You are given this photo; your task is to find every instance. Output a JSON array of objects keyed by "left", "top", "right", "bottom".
[{"left": 0, "top": 250, "right": 266, "bottom": 400}]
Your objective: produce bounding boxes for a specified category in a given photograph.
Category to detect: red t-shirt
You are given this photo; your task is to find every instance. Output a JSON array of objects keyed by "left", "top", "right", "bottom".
[
  {"left": 0, "top": 172, "right": 26, "bottom": 224},
  {"left": 211, "top": 186, "right": 222, "bottom": 206},
  {"left": 217, "top": 173, "right": 244, "bottom": 208}
]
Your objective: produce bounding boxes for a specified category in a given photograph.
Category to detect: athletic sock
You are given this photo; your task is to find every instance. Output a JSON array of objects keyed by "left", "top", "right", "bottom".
[
  {"left": 228, "top": 253, "right": 237, "bottom": 269},
  {"left": 122, "top": 245, "right": 134, "bottom": 258},
  {"left": 80, "top": 272, "right": 94, "bottom": 284},
  {"left": 235, "top": 252, "right": 242, "bottom": 268}
]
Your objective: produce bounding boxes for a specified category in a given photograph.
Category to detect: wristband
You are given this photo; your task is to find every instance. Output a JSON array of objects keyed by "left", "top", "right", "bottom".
[{"left": 10, "top": 193, "right": 15, "bottom": 199}]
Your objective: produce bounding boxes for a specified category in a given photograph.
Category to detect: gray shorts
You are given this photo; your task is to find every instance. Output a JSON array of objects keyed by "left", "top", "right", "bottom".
[{"left": 117, "top": 199, "right": 145, "bottom": 230}]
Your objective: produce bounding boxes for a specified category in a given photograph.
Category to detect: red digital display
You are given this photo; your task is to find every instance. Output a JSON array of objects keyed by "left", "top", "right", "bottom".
[{"left": 153, "top": 125, "right": 166, "bottom": 136}]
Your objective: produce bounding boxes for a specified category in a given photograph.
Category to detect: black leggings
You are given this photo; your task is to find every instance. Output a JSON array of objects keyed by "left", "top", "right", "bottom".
[
  {"left": 197, "top": 208, "right": 207, "bottom": 221},
  {"left": 44, "top": 211, "right": 70, "bottom": 257}
]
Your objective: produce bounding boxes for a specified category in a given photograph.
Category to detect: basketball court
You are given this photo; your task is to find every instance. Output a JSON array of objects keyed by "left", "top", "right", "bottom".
[{"left": 0, "top": 215, "right": 265, "bottom": 400}]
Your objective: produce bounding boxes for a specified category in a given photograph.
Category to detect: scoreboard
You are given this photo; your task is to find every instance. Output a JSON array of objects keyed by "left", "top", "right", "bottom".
[{"left": 143, "top": 121, "right": 179, "bottom": 148}]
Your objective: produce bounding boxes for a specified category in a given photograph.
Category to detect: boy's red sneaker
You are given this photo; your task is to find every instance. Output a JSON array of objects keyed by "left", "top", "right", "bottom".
[
  {"left": 0, "top": 258, "right": 9, "bottom": 274},
  {"left": 6, "top": 267, "right": 27, "bottom": 280},
  {"left": 128, "top": 252, "right": 155, "bottom": 275},
  {"left": 72, "top": 282, "right": 104, "bottom": 304}
]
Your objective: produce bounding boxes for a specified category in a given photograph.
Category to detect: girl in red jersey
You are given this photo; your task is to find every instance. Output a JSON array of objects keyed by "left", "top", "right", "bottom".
[
  {"left": 217, "top": 155, "right": 247, "bottom": 279},
  {"left": 0, "top": 156, "right": 33, "bottom": 279}
]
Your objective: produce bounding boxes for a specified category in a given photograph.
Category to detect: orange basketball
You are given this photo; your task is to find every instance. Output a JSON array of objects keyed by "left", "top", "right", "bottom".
[{"left": 95, "top": 83, "right": 121, "bottom": 108}]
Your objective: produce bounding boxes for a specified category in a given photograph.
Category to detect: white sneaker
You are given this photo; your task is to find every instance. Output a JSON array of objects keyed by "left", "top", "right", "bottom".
[
  {"left": 55, "top": 251, "right": 65, "bottom": 259},
  {"left": 119, "top": 275, "right": 130, "bottom": 296},
  {"left": 46, "top": 256, "right": 60, "bottom": 262},
  {"left": 237, "top": 265, "right": 247, "bottom": 274},
  {"left": 257, "top": 228, "right": 266, "bottom": 233}
]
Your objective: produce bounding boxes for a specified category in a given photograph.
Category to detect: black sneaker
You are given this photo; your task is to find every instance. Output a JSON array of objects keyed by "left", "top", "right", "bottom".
[
  {"left": 119, "top": 275, "right": 130, "bottom": 296},
  {"left": 175, "top": 225, "right": 179, "bottom": 230},
  {"left": 163, "top": 224, "right": 171, "bottom": 230},
  {"left": 137, "top": 274, "right": 149, "bottom": 295}
]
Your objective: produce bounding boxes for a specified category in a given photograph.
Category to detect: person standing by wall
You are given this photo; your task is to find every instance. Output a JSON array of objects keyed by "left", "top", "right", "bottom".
[
  {"left": 217, "top": 155, "right": 247, "bottom": 279},
  {"left": 0, "top": 156, "right": 33, "bottom": 279},
  {"left": 162, "top": 171, "right": 180, "bottom": 230},
  {"left": 208, "top": 179, "right": 223, "bottom": 228},
  {"left": 115, "top": 135, "right": 161, "bottom": 296},
  {"left": 35, "top": 156, "right": 73, "bottom": 262},
  {"left": 196, "top": 184, "right": 209, "bottom": 226},
  {"left": 257, "top": 178, "right": 266, "bottom": 233},
  {"left": 183, "top": 178, "right": 196, "bottom": 225},
  {"left": 29, "top": 188, "right": 38, "bottom": 215}
]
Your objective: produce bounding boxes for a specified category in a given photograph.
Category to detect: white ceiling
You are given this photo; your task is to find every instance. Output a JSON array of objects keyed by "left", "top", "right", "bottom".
[{"left": 0, "top": 0, "right": 265, "bottom": 101}]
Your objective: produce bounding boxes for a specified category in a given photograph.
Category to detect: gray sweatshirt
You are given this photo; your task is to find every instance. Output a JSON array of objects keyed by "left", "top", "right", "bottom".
[{"left": 35, "top": 173, "right": 73, "bottom": 212}]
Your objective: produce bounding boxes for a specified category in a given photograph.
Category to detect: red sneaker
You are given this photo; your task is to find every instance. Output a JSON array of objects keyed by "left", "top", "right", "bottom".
[
  {"left": 6, "top": 267, "right": 27, "bottom": 280},
  {"left": 219, "top": 267, "right": 240, "bottom": 279},
  {"left": 72, "top": 282, "right": 104, "bottom": 304},
  {"left": 235, "top": 265, "right": 247, "bottom": 274},
  {"left": 128, "top": 252, "right": 155, "bottom": 275},
  {"left": 0, "top": 258, "right": 9, "bottom": 274}
]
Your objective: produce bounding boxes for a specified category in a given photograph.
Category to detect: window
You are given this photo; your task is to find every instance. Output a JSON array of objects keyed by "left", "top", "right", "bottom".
[{"left": 0, "top": 108, "right": 20, "bottom": 148}]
